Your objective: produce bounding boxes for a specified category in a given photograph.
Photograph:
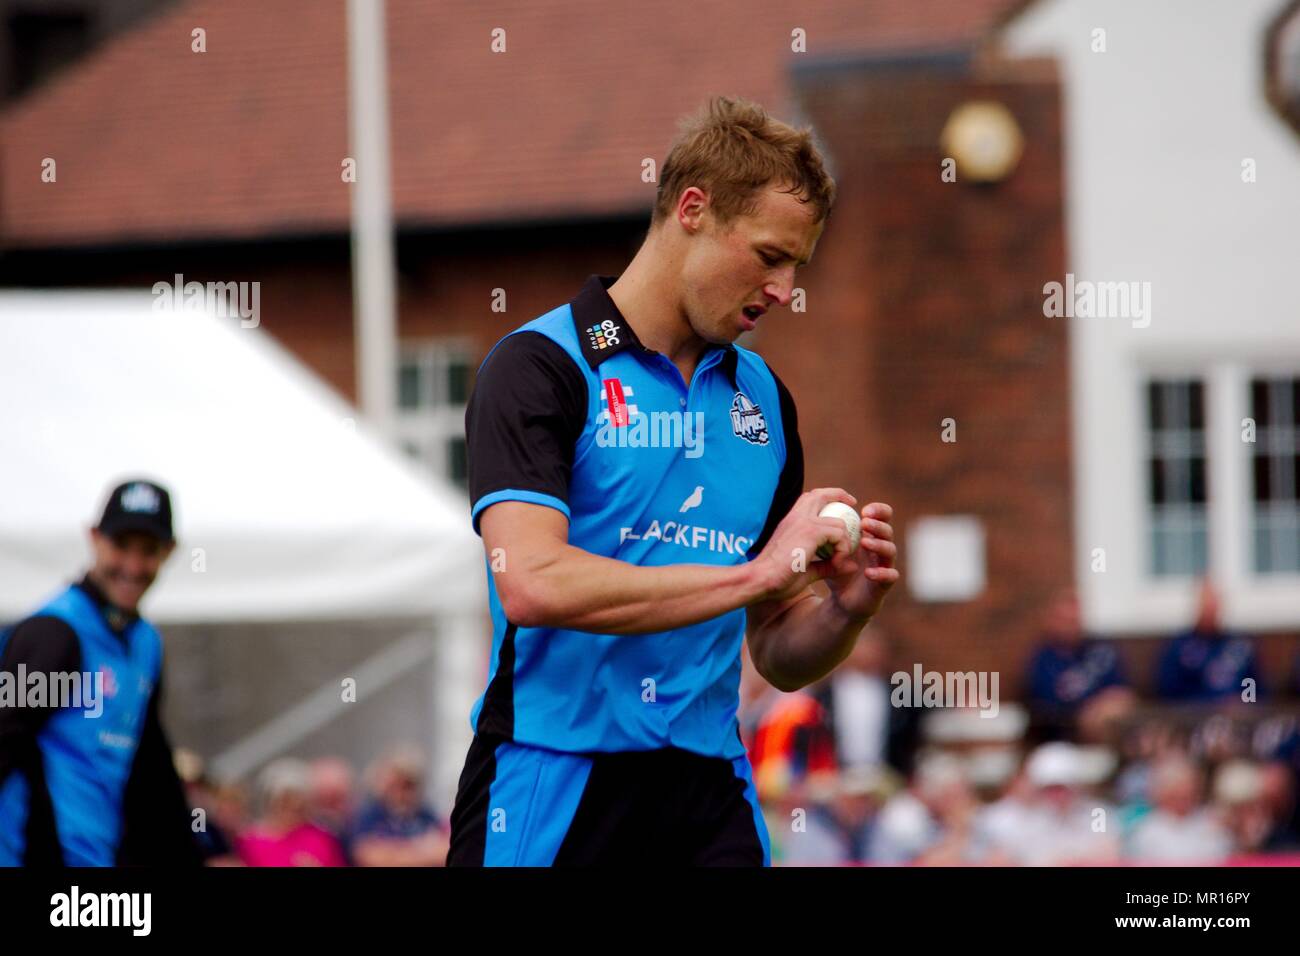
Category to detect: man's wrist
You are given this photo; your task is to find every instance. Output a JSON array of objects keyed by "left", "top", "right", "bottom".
[
  {"left": 738, "top": 553, "right": 782, "bottom": 606},
  {"left": 822, "top": 590, "right": 872, "bottom": 634}
]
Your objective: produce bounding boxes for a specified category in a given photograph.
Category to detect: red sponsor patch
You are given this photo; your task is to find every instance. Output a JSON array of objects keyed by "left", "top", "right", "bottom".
[{"left": 603, "top": 378, "right": 629, "bottom": 427}]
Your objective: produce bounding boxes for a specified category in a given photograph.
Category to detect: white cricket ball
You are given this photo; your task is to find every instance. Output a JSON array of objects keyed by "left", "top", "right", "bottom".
[{"left": 816, "top": 502, "right": 861, "bottom": 561}]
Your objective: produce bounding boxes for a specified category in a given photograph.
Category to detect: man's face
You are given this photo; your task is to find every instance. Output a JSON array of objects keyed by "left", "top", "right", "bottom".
[
  {"left": 678, "top": 185, "right": 824, "bottom": 345},
  {"left": 89, "top": 529, "right": 173, "bottom": 612},
  {"left": 310, "top": 768, "right": 353, "bottom": 823},
  {"left": 1196, "top": 581, "right": 1221, "bottom": 632},
  {"left": 1155, "top": 768, "right": 1199, "bottom": 817},
  {"left": 1039, "top": 783, "right": 1076, "bottom": 814},
  {"left": 381, "top": 768, "right": 422, "bottom": 815}
]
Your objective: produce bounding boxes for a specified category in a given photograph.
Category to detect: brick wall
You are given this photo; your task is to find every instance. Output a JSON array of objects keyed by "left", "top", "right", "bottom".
[{"left": 776, "top": 55, "right": 1074, "bottom": 688}]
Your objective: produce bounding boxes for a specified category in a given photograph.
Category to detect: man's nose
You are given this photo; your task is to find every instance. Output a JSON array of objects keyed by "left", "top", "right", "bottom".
[
  {"left": 764, "top": 269, "right": 796, "bottom": 307},
  {"left": 123, "top": 553, "right": 153, "bottom": 578}
]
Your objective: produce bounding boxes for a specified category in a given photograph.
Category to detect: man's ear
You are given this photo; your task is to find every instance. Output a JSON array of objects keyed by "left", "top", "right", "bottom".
[
  {"left": 676, "top": 186, "right": 710, "bottom": 234},
  {"left": 161, "top": 541, "right": 177, "bottom": 562}
]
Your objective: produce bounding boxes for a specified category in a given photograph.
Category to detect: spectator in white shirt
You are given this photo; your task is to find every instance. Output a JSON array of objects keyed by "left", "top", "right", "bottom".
[
  {"left": 870, "top": 752, "right": 978, "bottom": 864},
  {"left": 814, "top": 628, "right": 921, "bottom": 779},
  {"left": 1005, "top": 742, "right": 1121, "bottom": 866},
  {"left": 1128, "top": 754, "right": 1232, "bottom": 863}
]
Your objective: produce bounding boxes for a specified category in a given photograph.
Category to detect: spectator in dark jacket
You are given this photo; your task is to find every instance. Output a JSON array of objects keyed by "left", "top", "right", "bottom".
[
  {"left": 1025, "top": 588, "right": 1136, "bottom": 742},
  {"left": 1157, "top": 579, "right": 1259, "bottom": 703},
  {"left": 351, "top": 745, "right": 448, "bottom": 867}
]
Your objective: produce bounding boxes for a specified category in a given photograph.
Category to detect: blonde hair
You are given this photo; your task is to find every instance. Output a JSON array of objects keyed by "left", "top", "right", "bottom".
[{"left": 652, "top": 95, "right": 836, "bottom": 228}]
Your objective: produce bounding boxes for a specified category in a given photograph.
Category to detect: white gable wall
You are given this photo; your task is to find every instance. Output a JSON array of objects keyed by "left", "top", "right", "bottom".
[{"left": 1003, "top": 0, "right": 1300, "bottom": 631}]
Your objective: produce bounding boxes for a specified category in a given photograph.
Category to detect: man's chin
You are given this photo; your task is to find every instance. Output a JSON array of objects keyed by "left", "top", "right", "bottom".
[
  {"left": 704, "top": 327, "right": 740, "bottom": 347},
  {"left": 110, "top": 588, "right": 146, "bottom": 611}
]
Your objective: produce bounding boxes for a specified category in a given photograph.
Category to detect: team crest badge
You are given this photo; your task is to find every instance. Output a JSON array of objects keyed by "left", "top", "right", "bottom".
[{"left": 729, "top": 392, "right": 769, "bottom": 445}]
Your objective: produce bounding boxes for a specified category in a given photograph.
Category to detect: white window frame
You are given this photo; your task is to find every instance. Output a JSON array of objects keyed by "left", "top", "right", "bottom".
[
  {"left": 394, "top": 339, "right": 473, "bottom": 489},
  {"left": 1144, "top": 377, "right": 1209, "bottom": 578},
  {"left": 1247, "top": 374, "right": 1300, "bottom": 575},
  {"left": 1093, "top": 352, "right": 1300, "bottom": 633}
]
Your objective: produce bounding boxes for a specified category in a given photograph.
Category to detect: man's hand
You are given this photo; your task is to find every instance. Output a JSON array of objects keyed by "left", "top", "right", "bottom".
[
  {"left": 745, "top": 496, "right": 899, "bottom": 692},
  {"left": 749, "top": 488, "right": 859, "bottom": 601},
  {"left": 821, "top": 502, "right": 899, "bottom": 623},
  {"left": 750, "top": 490, "right": 898, "bottom": 616}
]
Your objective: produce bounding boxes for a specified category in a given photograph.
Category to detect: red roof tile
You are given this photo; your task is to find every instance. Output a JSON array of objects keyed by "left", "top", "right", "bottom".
[{"left": 0, "top": 0, "right": 1018, "bottom": 247}]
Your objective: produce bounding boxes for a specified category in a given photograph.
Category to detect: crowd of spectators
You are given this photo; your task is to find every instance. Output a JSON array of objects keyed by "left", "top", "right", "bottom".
[
  {"left": 179, "top": 744, "right": 449, "bottom": 867},
  {"left": 741, "top": 579, "right": 1300, "bottom": 866}
]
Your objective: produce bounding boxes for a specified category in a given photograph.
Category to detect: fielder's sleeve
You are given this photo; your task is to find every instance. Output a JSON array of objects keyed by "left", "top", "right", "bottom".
[
  {"left": 748, "top": 366, "right": 805, "bottom": 559},
  {"left": 0, "top": 616, "right": 82, "bottom": 786},
  {"left": 117, "top": 675, "right": 203, "bottom": 866},
  {"left": 466, "top": 331, "right": 588, "bottom": 534}
]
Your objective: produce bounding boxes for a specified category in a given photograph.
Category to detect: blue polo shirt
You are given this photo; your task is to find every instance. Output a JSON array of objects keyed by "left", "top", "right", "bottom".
[
  {"left": 1026, "top": 636, "right": 1128, "bottom": 712},
  {"left": 465, "top": 275, "right": 803, "bottom": 759},
  {"left": 0, "top": 582, "right": 162, "bottom": 866},
  {"left": 1157, "top": 628, "right": 1260, "bottom": 702}
]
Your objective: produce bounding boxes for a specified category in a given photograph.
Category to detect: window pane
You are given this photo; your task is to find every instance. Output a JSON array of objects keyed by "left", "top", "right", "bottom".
[
  {"left": 448, "top": 358, "right": 471, "bottom": 406},
  {"left": 1251, "top": 376, "right": 1300, "bottom": 572},
  {"left": 396, "top": 341, "right": 474, "bottom": 490},
  {"left": 1191, "top": 527, "right": 1208, "bottom": 577},
  {"left": 1255, "top": 454, "right": 1272, "bottom": 501},
  {"left": 1153, "top": 525, "right": 1205, "bottom": 576},
  {"left": 1189, "top": 456, "right": 1207, "bottom": 503},
  {"left": 1252, "top": 379, "right": 1270, "bottom": 426},
  {"left": 1187, "top": 381, "right": 1204, "bottom": 430},
  {"left": 1256, "top": 520, "right": 1300, "bottom": 574},
  {"left": 1148, "top": 382, "right": 1163, "bottom": 431},
  {"left": 398, "top": 362, "right": 422, "bottom": 409},
  {"left": 1147, "top": 378, "right": 1208, "bottom": 577},
  {"left": 1152, "top": 526, "right": 1169, "bottom": 576},
  {"left": 448, "top": 436, "right": 468, "bottom": 488}
]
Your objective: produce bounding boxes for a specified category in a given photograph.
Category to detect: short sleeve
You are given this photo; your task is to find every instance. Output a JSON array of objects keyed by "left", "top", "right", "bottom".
[
  {"left": 0, "top": 614, "right": 82, "bottom": 788},
  {"left": 466, "top": 331, "right": 589, "bottom": 535},
  {"left": 747, "top": 366, "right": 805, "bottom": 558}
]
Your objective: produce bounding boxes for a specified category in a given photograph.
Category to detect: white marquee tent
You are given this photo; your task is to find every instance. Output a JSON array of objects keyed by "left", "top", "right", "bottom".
[
  {"left": 0, "top": 290, "right": 486, "bottom": 801},
  {"left": 0, "top": 290, "right": 483, "bottom": 621}
]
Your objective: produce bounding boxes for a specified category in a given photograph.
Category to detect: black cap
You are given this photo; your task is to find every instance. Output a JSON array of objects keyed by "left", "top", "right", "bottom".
[{"left": 97, "top": 479, "right": 175, "bottom": 543}]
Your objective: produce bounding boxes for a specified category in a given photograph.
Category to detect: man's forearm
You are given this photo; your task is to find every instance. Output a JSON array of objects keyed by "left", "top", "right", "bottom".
[
  {"left": 353, "top": 835, "right": 446, "bottom": 867},
  {"left": 504, "top": 545, "right": 771, "bottom": 634},
  {"left": 750, "top": 591, "right": 868, "bottom": 691}
]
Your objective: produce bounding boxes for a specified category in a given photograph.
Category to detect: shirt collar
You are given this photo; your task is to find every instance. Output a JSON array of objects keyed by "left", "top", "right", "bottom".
[
  {"left": 77, "top": 573, "right": 139, "bottom": 635},
  {"left": 570, "top": 275, "right": 739, "bottom": 389}
]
